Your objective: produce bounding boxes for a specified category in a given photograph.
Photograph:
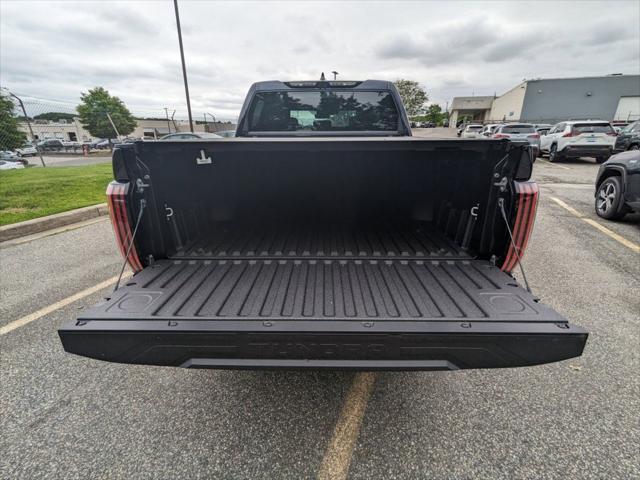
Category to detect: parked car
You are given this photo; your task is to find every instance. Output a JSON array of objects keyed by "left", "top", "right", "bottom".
[
  {"left": 160, "top": 132, "right": 222, "bottom": 140},
  {"left": 533, "top": 124, "right": 553, "bottom": 137},
  {"left": 613, "top": 121, "right": 639, "bottom": 153},
  {"left": 480, "top": 124, "right": 500, "bottom": 137},
  {"left": 94, "top": 139, "right": 117, "bottom": 149},
  {"left": 540, "top": 120, "right": 616, "bottom": 163},
  {"left": 594, "top": 150, "right": 640, "bottom": 220},
  {"left": 0, "top": 159, "right": 25, "bottom": 170},
  {"left": 0, "top": 150, "right": 21, "bottom": 161},
  {"left": 37, "top": 139, "right": 64, "bottom": 151},
  {"left": 493, "top": 123, "right": 540, "bottom": 158},
  {"left": 461, "top": 124, "right": 484, "bottom": 138},
  {"left": 59, "top": 78, "right": 587, "bottom": 371},
  {"left": 215, "top": 130, "right": 237, "bottom": 138},
  {"left": 14, "top": 142, "right": 38, "bottom": 157}
]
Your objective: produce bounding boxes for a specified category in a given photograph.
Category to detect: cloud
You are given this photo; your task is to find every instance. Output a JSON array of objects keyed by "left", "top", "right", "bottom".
[{"left": 1, "top": 1, "right": 638, "bottom": 120}]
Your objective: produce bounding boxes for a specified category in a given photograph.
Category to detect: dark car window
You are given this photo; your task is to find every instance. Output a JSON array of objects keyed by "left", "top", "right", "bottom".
[
  {"left": 501, "top": 125, "right": 535, "bottom": 134},
  {"left": 573, "top": 123, "right": 614, "bottom": 134},
  {"left": 247, "top": 90, "right": 399, "bottom": 132}
]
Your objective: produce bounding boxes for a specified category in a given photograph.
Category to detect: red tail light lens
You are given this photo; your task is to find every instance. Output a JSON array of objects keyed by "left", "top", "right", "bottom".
[
  {"left": 106, "top": 182, "right": 143, "bottom": 272},
  {"left": 607, "top": 131, "right": 618, "bottom": 136},
  {"left": 563, "top": 129, "right": 577, "bottom": 137},
  {"left": 528, "top": 133, "right": 540, "bottom": 139},
  {"left": 493, "top": 133, "right": 510, "bottom": 139},
  {"left": 501, "top": 181, "right": 539, "bottom": 273}
]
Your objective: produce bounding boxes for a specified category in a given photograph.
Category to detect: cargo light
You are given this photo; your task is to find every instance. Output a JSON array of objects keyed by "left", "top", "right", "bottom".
[
  {"left": 285, "top": 82, "right": 318, "bottom": 88},
  {"left": 106, "top": 182, "right": 143, "bottom": 272},
  {"left": 501, "top": 181, "right": 539, "bottom": 273}
]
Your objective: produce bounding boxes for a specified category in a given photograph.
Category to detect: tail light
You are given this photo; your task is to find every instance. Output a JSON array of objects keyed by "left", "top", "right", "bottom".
[
  {"left": 528, "top": 133, "right": 540, "bottom": 139},
  {"left": 501, "top": 181, "right": 539, "bottom": 273},
  {"left": 563, "top": 129, "right": 578, "bottom": 137},
  {"left": 607, "top": 131, "right": 618, "bottom": 136},
  {"left": 106, "top": 182, "right": 143, "bottom": 272},
  {"left": 494, "top": 133, "right": 510, "bottom": 139}
]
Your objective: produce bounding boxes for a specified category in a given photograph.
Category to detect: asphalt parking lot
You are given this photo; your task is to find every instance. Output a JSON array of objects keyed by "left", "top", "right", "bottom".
[{"left": 1, "top": 132, "right": 639, "bottom": 479}]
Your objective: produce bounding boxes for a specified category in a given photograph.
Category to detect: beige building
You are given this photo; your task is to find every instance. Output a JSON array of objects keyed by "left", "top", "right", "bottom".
[
  {"left": 488, "top": 82, "right": 527, "bottom": 122},
  {"left": 19, "top": 118, "right": 236, "bottom": 142},
  {"left": 448, "top": 96, "right": 495, "bottom": 126}
]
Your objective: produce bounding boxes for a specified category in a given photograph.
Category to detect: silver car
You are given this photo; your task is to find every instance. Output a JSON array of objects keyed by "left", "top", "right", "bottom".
[{"left": 493, "top": 123, "right": 541, "bottom": 158}]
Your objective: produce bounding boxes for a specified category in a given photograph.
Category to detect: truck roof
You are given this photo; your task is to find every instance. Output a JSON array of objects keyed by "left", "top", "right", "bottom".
[{"left": 250, "top": 79, "right": 395, "bottom": 91}]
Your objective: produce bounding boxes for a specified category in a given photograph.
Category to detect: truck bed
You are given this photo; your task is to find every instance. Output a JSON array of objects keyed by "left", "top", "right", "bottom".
[
  {"left": 59, "top": 138, "right": 587, "bottom": 370},
  {"left": 82, "top": 258, "right": 552, "bottom": 322},
  {"left": 172, "top": 222, "right": 469, "bottom": 260},
  {"left": 61, "top": 224, "right": 586, "bottom": 369}
]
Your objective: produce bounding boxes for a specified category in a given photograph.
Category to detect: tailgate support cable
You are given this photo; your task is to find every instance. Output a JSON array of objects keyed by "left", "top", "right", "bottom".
[
  {"left": 113, "top": 198, "right": 147, "bottom": 292},
  {"left": 498, "top": 197, "right": 532, "bottom": 293}
]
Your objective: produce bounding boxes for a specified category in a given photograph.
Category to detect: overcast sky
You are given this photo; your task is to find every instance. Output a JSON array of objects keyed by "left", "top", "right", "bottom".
[{"left": 1, "top": 0, "right": 639, "bottom": 120}]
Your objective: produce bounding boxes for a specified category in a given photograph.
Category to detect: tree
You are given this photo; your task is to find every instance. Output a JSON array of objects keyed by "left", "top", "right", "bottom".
[
  {"left": 0, "top": 94, "right": 27, "bottom": 150},
  {"left": 424, "top": 104, "right": 448, "bottom": 125},
  {"left": 76, "top": 87, "right": 136, "bottom": 139},
  {"left": 394, "top": 79, "right": 428, "bottom": 117}
]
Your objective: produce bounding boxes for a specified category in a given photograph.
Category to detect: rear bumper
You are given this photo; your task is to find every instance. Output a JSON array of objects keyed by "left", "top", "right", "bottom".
[
  {"left": 59, "top": 319, "right": 588, "bottom": 370},
  {"left": 562, "top": 145, "right": 612, "bottom": 158}
]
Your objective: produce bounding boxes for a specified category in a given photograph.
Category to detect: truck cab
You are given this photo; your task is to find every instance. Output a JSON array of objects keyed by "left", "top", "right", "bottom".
[{"left": 235, "top": 80, "right": 412, "bottom": 137}]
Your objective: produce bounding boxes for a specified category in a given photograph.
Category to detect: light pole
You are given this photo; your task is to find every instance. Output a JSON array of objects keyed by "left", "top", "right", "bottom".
[
  {"left": 173, "top": 0, "right": 194, "bottom": 132},
  {"left": 204, "top": 112, "right": 216, "bottom": 132},
  {"left": 164, "top": 107, "right": 171, "bottom": 133},
  {"left": 332, "top": 71, "right": 339, "bottom": 80},
  {"left": 5, "top": 90, "right": 46, "bottom": 167}
]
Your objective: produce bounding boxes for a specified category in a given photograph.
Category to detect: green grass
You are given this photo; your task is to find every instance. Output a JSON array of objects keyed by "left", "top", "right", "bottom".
[{"left": 0, "top": 164, "right": 114, "bottom": 226}]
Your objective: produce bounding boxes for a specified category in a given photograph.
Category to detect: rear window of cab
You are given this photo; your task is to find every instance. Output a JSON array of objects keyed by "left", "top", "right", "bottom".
[{"left": 573, "top": 123, "right": 614, "bottom": 133}]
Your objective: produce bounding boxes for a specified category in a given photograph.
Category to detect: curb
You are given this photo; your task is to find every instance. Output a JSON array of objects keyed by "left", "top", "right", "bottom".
[{"left": 0, "top": 203, "right": 109, "bottom": 242}]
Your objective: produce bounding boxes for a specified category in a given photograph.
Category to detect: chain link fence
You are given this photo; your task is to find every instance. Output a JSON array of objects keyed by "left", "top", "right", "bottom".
[{"left": 0, "top": 89, "right": 237, "bottom": 167}]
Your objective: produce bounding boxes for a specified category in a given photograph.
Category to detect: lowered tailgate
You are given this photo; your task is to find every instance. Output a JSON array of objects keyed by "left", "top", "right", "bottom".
[{"left": 59, "top": 256, "right": 586, "bottom": 370}]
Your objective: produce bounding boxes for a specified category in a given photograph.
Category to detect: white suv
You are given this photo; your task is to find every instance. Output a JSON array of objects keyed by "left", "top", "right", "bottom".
[
  {"left": 461, "top": 124, "right": 484, "bottom": 138},
  {"left": 540, "top": 120, "right": 616, "bottom": 163}
]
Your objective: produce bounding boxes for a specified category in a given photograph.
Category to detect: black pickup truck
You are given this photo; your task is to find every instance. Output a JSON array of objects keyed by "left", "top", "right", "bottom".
[{"left": 59, "top": 80, "right": 587, "bottom": 370}]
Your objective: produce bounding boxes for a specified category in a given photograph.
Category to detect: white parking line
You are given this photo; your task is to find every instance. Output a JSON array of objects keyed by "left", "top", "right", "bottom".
[
  {"left": 537, "top": 159, "right": 571, "bottom": 170},
  {"left": 549, "top": 196, "right": 640, "bottom": 253},
  {"left": 0, "top": 272, "right": 132, "bottom": 336},
  {"left": 317, "top": 372, "right": 377, "bottom": 480}
]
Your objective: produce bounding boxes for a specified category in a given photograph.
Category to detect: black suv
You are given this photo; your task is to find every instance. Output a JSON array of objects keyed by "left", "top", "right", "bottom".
[
  {"left": 614, "top": 121, "right": 639, "bottom": 153},
  {"left": 595, "top": 150, "right": 640, "bottom": 220}
]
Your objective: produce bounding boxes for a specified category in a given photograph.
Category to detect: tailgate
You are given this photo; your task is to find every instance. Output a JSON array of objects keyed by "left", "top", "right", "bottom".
[{"left": 59, "top": 258, "right": 587, "bottom": 370}]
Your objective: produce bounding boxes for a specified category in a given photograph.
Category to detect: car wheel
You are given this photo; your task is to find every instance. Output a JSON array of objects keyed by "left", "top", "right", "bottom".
[
  {"left": 629, "top": 144, "right": 639, "bottom": 151},
  {"left": 549, "top": 144, "right": 562, "bottom": 162},
  {"left": 595, "top": 176, "right": 626, "bottom": 220}
]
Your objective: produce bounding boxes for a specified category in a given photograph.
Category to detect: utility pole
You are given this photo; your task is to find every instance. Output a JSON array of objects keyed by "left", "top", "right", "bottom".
[
  {"left": 105, "top": 112, "right": 120, "bottom": 138},
  {"left": 6, "top": 90, "right": 46, "bottom": 167},
  {"left": 164, "top": 107, "right": 171, "bottom": 133},
  {"left": 332, "top": 71, "right": 339, "bottom": 80},
  {"left": 173, "top": 0, "right": 194, "bottom": 132}
]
